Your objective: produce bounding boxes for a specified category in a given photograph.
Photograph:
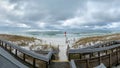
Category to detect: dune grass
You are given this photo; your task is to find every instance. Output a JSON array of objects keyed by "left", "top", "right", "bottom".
[
  {"left": 73, "top": 33, "right": 120, "bottom": 48},
  {"left": 0, "top": 34, "right": 40, "bottom": 42},
  {"left": 0, "top": 34, "right": 58, "bottom": 51}
]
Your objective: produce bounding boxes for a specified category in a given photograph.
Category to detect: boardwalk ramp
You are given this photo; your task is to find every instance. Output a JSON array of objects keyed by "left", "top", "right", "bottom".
[
  {"left": 0, "top": 47, "right": 28, "bottom": 68},
  {"left": 49, "top": 61, "right": 70, "bottom": 68}
]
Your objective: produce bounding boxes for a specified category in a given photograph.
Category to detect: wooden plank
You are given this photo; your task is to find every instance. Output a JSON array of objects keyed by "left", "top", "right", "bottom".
[
  {"left": 15, "top": 49, "right": 17, "bottom": 56},
  {"left": 109, "top": 54, "right": 112, "bottom": 67},
  {"left": 86, "top": 59, "right": 90, "bottom": 68},
  {"left": 33, "top": 58, "right": 36, "bottom": 68},
  {"left": 23, "top": 53, "right": 25, "bottom": 61}
]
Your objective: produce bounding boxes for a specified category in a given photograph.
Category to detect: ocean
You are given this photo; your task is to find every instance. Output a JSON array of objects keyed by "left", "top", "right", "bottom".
[{"left": 0, "top": 30, "right": 120, "bottom": 39}]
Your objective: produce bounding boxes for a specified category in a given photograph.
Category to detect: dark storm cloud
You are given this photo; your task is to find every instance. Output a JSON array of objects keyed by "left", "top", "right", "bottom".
[{"left": 0, "top": 0, "right": 120, "bottom": 31}]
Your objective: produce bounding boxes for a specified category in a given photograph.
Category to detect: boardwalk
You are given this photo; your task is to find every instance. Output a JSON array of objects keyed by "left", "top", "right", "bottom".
[
  {"left": 0, "top": 47, "right": 28, "bottom": 68},
  {"left": 0, "top": 55, "right": 19, "bottom": 68},
  {"left": 0, "top": 39, "right": 120, "bottom": 68},
  {"left": 49, "top": 62, "right": 70, "bottom": 68},
  {"left": 68, "top": 40, "right": 120, "bottom": 68}
]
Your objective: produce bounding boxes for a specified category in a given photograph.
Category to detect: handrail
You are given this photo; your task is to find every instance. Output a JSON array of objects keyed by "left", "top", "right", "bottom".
[
  {"left": 68, "top": 40, "right": 120, "bottom": 54},
  {"left": 72, "top": 50, "right": 120, "bottom": 68},
  {"left": 69, "top": 44, "right": 120, "bottom": 54},
  {"left": 69, "top": 40, "right": 120, "bottom": 68},
  {"left": 0, "top": 39, "right": 53, "bottom": 62},
  {"left": 0, "top": 39, "right": 53, "bottom": 68}
]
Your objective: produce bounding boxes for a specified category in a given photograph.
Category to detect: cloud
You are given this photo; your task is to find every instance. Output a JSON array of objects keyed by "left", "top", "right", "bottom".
[{"left": 0, "top": 0, "right": 120, "bottom": 31}]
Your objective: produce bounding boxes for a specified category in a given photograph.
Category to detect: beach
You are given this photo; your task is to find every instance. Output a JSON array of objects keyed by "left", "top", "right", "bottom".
[
  {"left": 40, "top": 37, "right": 79, "bottom": 61},
  {"left": 1, "top": 32, "right": 120, "bottom": 67},
  {"left": 1, "top": 30, "right": 120, "bottom": 61}
]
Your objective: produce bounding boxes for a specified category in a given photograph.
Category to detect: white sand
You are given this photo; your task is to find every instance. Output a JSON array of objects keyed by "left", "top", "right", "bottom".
[{"left": 39, "top": 37, "right": 79, "bottom": 61}]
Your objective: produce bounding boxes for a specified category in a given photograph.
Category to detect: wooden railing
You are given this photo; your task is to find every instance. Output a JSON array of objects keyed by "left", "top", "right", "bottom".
[
  {"left": 0, "top": 39, "right": 53, "bottom": 68},
  {"left": 68, "top": 41, "right": 120, "bottom": 60},
  {"left": 70, "top": 49, "right": 120, "bottom": 68},
  {"left": 69, "top": 41, "right": 120, "bottom": 68}
]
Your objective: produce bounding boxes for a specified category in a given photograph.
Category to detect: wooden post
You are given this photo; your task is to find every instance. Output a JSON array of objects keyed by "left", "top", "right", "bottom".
[
  {"left": 9, "top": 46, "right": 12, "bottom": 53},
  {"left": 33, "top": 58, "right": 36, "bottom": 68},
  {"left": 98, "top": 52, "right": 101, "bottom": 64},
  {"left": 86, "top": 59, "right": 90, "bottom": 68},
  {"left": 117, "top": 48, "right": 119, "bottom": 64},
  {"left": 90, "top": 53, "right": 92, "bottom": 58},
  {"left": 1, "top": 41, "right": 3, "bottom": 46},
  {"left": 46, "top": 62, "right": 48, "bottom": 68},
  {"left": 5, "top": 43, "right": 7, "bottom": 49},
  {"left": 117, "top": 51, "right": 119, "bottom": 64},
  {"left": 0, "top": 41, "right": 3, "bottom": 46},
  {"left": 68, "top": 53, "right": 70, "bottom": 61},
  {"left": 15, "top": 49, "right": 17, "bottom": 56},
  {"left": 23, "top": 53, "right": 25, "bottom": 61},
  {"left": 106, "top": 50, "right": 107, "bottom": 55},
  {"left": 80, "top": 54, "right": 82, "bottom": 59},
  {"left": 109, "top": 54, "right": 112, "bottom": 67}
]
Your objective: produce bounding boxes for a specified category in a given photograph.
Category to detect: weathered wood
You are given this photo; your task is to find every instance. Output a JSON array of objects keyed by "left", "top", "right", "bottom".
[
  {"left": 0, "top": 39, "right": 53, "bottom": 68},
  {"left": 23, "top": 53, "right": 25, "bottom": 61},
  {"left": 15, "top": 49, "right": 17, "bottom": 56},
  {"left": 33, "top": 58, "right": 36, "bottom": 68},
  {"left": 5, "top": 44, "right": 7, "bottom": 49},
  {"left": 106, "top": 50, "right": 107, "bottom": 55},
  {"left": 98, "top": 52, "right": 102, "bottom": 64},
  {"left": 9, "top": 46, "right": 11, "bottom": 53},
  {"left": 86, "top": 59, "right": 90, "bottom": 68},
  {"left": 68, "top": 53, "right": 70, "bottom": 61},
  {"left": 79, "top": 54, "right": 82, "bottom": 59},
  {"left": 109, "top": 54, "right": 112, "bottom": 68}
]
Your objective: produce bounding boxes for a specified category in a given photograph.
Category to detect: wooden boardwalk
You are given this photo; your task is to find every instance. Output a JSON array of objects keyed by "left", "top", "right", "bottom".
[
  {"left": 68, "top": 40, "right": 120, "bottom": 68},
  {"left": 49, "top": 62, "right": 70, "bottom": 68},
  {"left": 0, "top": 39, "right": 120, "bottom": 68}
]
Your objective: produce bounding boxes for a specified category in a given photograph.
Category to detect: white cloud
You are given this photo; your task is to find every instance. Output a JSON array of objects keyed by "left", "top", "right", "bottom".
[
  {"left": 0, "top": 0, "right": 15, "bottom": 12},
  {"left": 93, "top": 22, "right": 120, "bottom": 30},
  {"left": 36, "top": 21, "right": 46, "bottom": 28},
  {"left": 1, "top": 0, "right": 120, "bottom": 31},
  {"left": 15, "top": 23, "right": 30, "bottom": 28}
]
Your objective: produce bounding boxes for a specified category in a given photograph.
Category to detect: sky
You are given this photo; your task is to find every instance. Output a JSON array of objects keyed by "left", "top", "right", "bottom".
[{"left": 0, "top": 0, "right": 120, "bottom": 32}]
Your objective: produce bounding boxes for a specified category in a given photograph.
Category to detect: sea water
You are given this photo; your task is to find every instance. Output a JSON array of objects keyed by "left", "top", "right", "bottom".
[{"left": 2, "top": 29, "right": 119, "bottom": 39}]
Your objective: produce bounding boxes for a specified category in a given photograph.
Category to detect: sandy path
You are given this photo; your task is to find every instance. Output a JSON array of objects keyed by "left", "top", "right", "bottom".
[
  {"left": 58, "top": 44, "right": 68, "bottom": 61},
  {"left": 40, "top": 37, "right": 74, "bottom": 61}
]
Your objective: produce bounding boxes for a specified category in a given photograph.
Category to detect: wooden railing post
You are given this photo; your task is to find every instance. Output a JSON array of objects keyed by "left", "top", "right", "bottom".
[
  {"left": 0, "top": 41, "right": 2, "bottom": 46},
  {"left": 98, "top": 52, "right": 102, "bottom": 64},
  {"left": 68, "top": 53, "right": 70, "bottom": 61},
  {"left": 106, "top": 50, "right": 107, "bottom": 55},
  {"left": 1, "top": 41, "right": 3, "bottom": 46},
  {"left": 46, "top": 62, "right": 48, "bottom": 68},
  {"left": 109, "top": 54, "right": 112, "bottom": 68},
  {"left": 79, "top": 54, "right": 82, "bottom": 59},
  {"left": 15, "top": 49, "right": 17, "bottom": 56},
  {"left": 90, "top": 53, "right": 92, "bottom": 58},
  {"left": 9, "top": 46, "right": 12, "bottom": 53},
  {"left": 33, "top": 58, "right": 36, "bottom": 68},
  {"left": 23, "top": 53, "right": 25, "bottom": 61},
  {"left": 117, "top": 48, "right": 119, "bottom": 64},
  {"left": 86, "top": 59, "right": 90, "bottom": 68}
]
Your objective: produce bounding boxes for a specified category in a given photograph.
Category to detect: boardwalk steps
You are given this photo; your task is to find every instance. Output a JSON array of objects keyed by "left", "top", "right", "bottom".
[
  {"left": 49, "top": 61, "right": 70, "bottom": 68},
  {"left": 1, "top": 39, "right": 120, "bottom": 68}
]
